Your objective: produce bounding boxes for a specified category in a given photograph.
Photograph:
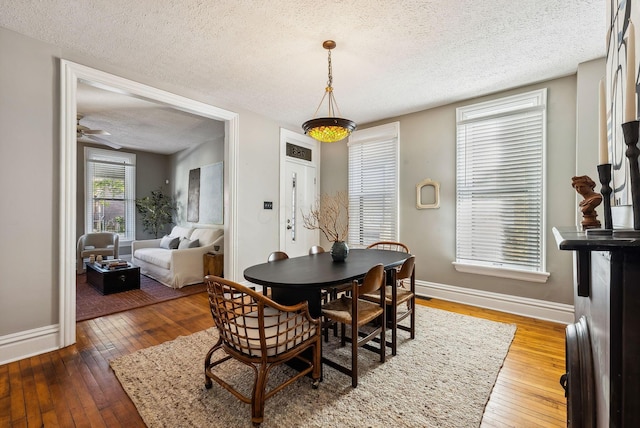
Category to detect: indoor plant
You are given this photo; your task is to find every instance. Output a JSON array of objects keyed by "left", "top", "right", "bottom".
[
  {"left": 135, "top": 187, "right": 177, "bottom": 238},
  {"left": 302, "top": 190, "right": 350, "bottom": 261}
]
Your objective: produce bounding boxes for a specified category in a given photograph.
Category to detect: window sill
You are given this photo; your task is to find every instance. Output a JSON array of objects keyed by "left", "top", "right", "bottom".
[{"left": 452, "top": 262, "right": 550, "bottom": 283}]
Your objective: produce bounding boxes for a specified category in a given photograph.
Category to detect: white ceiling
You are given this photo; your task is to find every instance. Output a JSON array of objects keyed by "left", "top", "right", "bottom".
[{"left": 1, "top": 1, "right": 606, "bottom": 153}]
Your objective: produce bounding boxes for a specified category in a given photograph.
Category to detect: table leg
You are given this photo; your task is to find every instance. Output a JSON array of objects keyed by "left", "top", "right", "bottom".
[{"left": 270, "top": 287, "right": 322, "bottom": 318}]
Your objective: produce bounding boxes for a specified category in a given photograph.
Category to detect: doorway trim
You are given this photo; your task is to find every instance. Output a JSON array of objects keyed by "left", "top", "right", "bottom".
[{"left": 60, "top": 60, "right": 239, "bottom": 347}]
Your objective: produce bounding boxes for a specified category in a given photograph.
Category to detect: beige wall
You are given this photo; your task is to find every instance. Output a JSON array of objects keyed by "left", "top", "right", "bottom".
[
  {"left": 576, "top": 58, "right": 607, "bottom": 225},
  {"left": 171, "top": 139, "right": 225, "bottom": 226},
  {"left": 0, "top": 27, "right": 58, "bottom": 335},
  {"left": 321, "top": 70, "right": 604, "bottom": 306}
]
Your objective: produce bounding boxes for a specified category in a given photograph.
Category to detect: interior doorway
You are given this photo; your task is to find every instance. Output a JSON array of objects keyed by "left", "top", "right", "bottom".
[{"left": 60, "top": 60, "right": 239, "bottom": 348}]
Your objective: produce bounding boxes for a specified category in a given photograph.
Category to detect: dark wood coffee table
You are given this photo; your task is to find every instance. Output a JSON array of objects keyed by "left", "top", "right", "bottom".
[{"left": 85, "top": 262, "right": 140, "bottom": 295}]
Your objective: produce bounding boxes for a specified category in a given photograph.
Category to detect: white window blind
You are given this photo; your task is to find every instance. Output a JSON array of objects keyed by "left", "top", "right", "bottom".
[
  {"left": 85, "top": 147, "right": 136, "bottom": 242},
  {"left": 348, "top": 122, "right": 399, "bottom": 246},
  {"left": 455, "top": 89, "right": 547, "bottom": 278}
]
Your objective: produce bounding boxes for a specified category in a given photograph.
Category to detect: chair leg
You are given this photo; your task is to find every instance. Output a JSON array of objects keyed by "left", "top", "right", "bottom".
[
  {"left": 410, "top": 297, "right": 416, "bottom": 339},
  {"left": 204, "top": 338, "right": 222, "bottom": 389},
  {"left": 323, "top": 319, "right": 329, "bottom": 342},
  {"left": 351, "top": 319, "right": 358, "bottom": 387},
  {"left": 391, "top": 302, "right": 398, "bottom": 356},
  {"left": 380, "top": 314, "right": 386, "bottom": 364},
  {"left": 312, "top": 341, "right": 322, "bottom": 385},
  {"left": 251, "top": 366, "right": 268, "bottom": 426}
]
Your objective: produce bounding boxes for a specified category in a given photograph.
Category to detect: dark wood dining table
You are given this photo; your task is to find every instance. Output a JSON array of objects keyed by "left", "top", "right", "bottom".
[{"left": 243, "top": 248, "right": 410, "bottom": 317}]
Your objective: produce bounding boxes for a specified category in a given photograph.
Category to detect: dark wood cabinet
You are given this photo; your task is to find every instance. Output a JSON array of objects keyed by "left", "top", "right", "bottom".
[{"left": 554, "top": 227, "right": 640, "bottom": 427}]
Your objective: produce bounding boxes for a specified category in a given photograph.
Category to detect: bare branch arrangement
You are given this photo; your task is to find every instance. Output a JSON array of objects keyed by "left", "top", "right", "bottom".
[{"left": 302, "top": 190, "right": 349, "bottom": 242}]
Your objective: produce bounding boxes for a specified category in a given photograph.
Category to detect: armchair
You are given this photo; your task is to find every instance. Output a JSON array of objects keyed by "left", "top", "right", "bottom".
[
  {"left": 204, "top": 275, "right": 321, "bottom": 426},
  {"left": 76, "top": 232, "right": 119, "bottom": 274}
]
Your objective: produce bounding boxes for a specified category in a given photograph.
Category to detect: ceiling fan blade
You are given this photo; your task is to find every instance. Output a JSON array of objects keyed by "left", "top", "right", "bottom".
[
  {"left": 77, "top": 113, "right": 110, "bottom": 136},
  {"left": 83, "top": 129, "right": 111, "bottom": 136},
  {"left": 86, "top": 135, "right": 122, "bottom": 150}
]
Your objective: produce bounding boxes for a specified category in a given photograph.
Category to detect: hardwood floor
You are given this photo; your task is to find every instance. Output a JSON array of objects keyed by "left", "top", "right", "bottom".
[
  {"left": 422, "top": 298, "right": 567, "bottom": 427},
  {"left": 1, "top": 293, "right": 567, "bottom": 427}
]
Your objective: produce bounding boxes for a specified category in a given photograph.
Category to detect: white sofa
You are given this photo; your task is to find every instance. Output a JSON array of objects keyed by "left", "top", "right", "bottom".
[{"left": 131, "top": 225, "right": 224, "bottom": 288}]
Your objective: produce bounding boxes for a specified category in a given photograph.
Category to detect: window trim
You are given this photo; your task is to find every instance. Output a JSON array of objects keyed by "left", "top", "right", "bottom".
[
  {"left": 452, "top": 261, "right": 550, "bottom": 283},
  {"left": 453, "top": 89, "right": 549, "bottom": 283}
]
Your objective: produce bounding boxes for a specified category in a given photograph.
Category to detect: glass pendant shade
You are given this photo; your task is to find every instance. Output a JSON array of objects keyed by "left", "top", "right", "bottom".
[
  {"left": 302, "top": 41, "right": 356, "bottom": 143},
  {"left": 302, "top": 117, "right": 357, "bottom": 143}
]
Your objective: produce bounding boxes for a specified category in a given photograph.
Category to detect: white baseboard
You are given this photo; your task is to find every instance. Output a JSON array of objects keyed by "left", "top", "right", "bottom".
[
  {"left": 0, "top": 324, "right": 60, "bottom": 365},
  {"left": 416, "top": 280, "right": 575, "bottom": 324}
]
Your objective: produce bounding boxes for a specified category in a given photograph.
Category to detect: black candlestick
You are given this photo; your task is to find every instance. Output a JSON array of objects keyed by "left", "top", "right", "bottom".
[
  {"left": 597, "top": 163, "right": 613, "bottom": 230},
  {"left": 621, "top": 120, "right": 640, "bottom": 230}
]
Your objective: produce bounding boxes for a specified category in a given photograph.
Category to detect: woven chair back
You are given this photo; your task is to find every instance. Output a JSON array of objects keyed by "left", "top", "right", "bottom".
[{"left": 206, "top": 276, "right": 318, "bottom": 359}]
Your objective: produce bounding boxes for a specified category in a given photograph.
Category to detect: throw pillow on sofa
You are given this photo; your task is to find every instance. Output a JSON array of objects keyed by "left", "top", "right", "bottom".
[
  {"left": 178, "top": 238, "right": 200, "bottom": 249},
  {"left": 160, "top": 235, "right": 180, "bottom": 249}
]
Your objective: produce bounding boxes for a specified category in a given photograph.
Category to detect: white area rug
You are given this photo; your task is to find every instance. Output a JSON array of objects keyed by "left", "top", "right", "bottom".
[{"left": 110, "top": 306, "right": 516, "bottom": 427}]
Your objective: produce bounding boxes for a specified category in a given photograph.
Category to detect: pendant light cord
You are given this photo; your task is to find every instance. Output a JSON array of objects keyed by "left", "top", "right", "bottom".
[{"left": 327, "top": 48, "right": 333, "bottom": 89}]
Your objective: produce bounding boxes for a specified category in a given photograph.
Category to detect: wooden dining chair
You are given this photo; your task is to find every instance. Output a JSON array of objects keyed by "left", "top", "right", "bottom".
[
  {"left": 257, "top": 251, "right": 290, "bottom": 296},
  {"left": 366, "top": 241, "right": 410, "bottom": 253},
  {"left": 308, "top": 245, "right": 331, "bottom": 302},
  {"left": 267, "top": 251, "right": 289, "bottom": 262},
  {"left": 308, "top": 245, "right": 325, "bottom": 255},
  {"left": 321, "top": 264, "right": 386, "bottom": 387},
  {"left": 361, "top": 255, "right": 416, "bottom": 356},
  {"left": 204, "top": 275, "right": 321, "bottom": 426},
  {"left": 308, "top": 245, "right": 351, "bottom": 338}
]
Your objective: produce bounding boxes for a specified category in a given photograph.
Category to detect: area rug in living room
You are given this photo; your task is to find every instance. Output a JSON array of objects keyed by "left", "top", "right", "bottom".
[
  {"left": 76, "top": 273, "right": 206, "bottom": 321},
  {"left": 110, "top": 306, "right": 516, "bottom": 427}
]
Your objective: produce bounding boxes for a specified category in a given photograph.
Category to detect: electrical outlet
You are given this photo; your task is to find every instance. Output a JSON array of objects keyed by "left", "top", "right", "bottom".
[{"left": 264, "top": 201, "right": 273, "bottom": 210}]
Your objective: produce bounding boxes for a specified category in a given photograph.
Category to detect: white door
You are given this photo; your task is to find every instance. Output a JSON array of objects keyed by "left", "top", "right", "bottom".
[
  {"left": 279, "top": 129, "right": 320, "bottom": 257},
  {"left": 283, "top": 159, "right": 317, "bottom": 257}
]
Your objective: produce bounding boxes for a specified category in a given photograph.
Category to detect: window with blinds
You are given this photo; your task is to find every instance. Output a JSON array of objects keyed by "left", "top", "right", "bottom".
[
  {"left": 85, "top": 147, "right": 136, "bottom": 242},
  {"left": 454, "top": 89, "right": 549, "bottom": 282},
  {"left": 348, "top": 122, "right": 399, "bottom": 247}
]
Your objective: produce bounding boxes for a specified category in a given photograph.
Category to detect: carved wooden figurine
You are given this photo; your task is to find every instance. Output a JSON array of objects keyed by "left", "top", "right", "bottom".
[{"left": 572, "top": 175, "right": 602, "bottom": 229}]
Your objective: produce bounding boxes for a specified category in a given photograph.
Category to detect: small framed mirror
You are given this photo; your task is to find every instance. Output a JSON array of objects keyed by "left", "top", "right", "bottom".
[{"left": 416, "top": 178, "right": 440, "bottom": 209}]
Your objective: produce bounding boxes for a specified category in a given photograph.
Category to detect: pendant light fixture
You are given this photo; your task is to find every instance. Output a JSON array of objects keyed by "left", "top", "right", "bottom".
[{"left": 302, "top": 40, "right": 356, "bottom": 143}]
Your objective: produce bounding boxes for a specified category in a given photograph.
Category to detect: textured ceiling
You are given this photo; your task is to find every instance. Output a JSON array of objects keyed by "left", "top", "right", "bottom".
[
  {"left": 76, "top": 83, "right": 225, "bottom": 154},
  {"left": 1, "top": 1, "right": 606, "bottom": 153}
]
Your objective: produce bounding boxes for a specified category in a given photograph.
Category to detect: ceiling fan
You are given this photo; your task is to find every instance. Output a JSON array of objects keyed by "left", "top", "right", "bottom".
[{"left": 76, "top": 113, "right": 122, "bottom": 149}]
